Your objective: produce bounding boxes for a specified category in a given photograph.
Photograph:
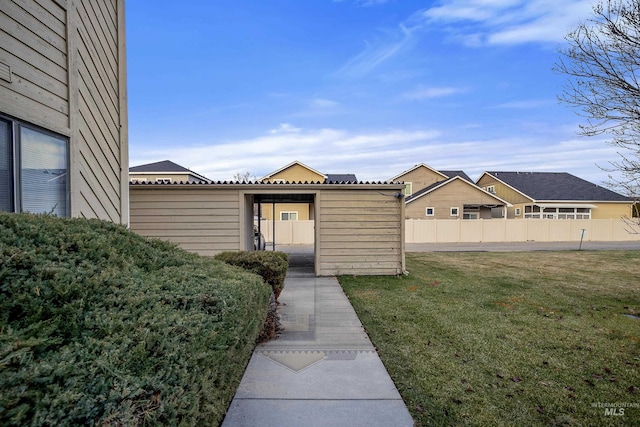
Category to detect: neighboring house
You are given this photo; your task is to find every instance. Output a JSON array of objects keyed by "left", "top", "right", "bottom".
[
  {"left": 391, "top": 164, "right": 508, "bottom": 219},
  {"left": 129, "top": 160, "right": 210, "bottom": 184},
  {"left": 476, "top": 171, "right": 632, "bottom": 219},
  {"left": 259, "top": 161, "right": 358, "bottom": 221},
  {"left": 405, "top": 176, "right": 511, "bottom": 220},
  {"left": 0, "top": 1, "right": 128, "bottom": 223}
]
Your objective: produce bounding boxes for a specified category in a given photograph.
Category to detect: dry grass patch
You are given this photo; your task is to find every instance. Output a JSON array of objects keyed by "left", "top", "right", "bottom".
[{"left": 339, "top": 251, "right": 640, "bottom": 426}]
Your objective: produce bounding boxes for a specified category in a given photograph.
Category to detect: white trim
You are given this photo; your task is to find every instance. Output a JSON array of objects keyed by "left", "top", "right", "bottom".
[
  {"left": 389, "top": 163, "right": 449, "bottom": 182},
  {"left": 280, "top": 211, "right": 299, "bottom": 221},
  {"left": 404, "top": 182, "right": 412, "bottom": 196},
  {"left": 534, "top": 203, "right": 597, "bottom": 209},
  {"left": 515, "top": 207, "right": 521, "bottom": 216},
  {"left": 260, "top": 160, "right": 326, "bottom": 181},
  {"left": 450, "top": 207, "right": 459, "bottom": 217},
  {"left": 406, "top": 176, "right": 512, "bottom": 206},
  {"left": 425, "top": 207, "right": 434, "bottom": 216}
]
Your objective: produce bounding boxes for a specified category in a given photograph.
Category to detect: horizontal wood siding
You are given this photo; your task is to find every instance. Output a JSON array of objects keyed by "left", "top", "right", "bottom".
[
  {"left": 406, "top": 179, "right": 503, "bottom": 219},
  {"left": 318, "top": 190, "right": 403, "bottom": 276},
  {"left": 129, "top": 188, "right": 242, "bottom": 256},
  {"left": 0, "top": 0, "right": 69, "bottom": 133},
  {"left": 72, "top": 0, "right": 126, "bottom": 222}
]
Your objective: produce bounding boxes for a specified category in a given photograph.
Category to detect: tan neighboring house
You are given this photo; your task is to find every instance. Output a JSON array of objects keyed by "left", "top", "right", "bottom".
[
  {"left": 391, "top": 164, "right": 509, "bottom": 219},
  {"left": 130, "top": 160, "right": 210, "bottom": 184},
  {"left": 259, "top": 161, "right": 357, "bottom": 221},
  {"left": 476, "top": 171, "right": 632, "bottom": 219},
  {"left": 0, "top": 0, "right": 128, "bottom": 224},
  {"left": 405, "top": 176, "right": 511, "bottom": 220}
]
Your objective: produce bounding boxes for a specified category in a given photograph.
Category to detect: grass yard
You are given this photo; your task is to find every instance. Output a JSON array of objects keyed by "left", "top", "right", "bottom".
[{"left": 339, "top": 251, "right": 640, "bottom": 426}]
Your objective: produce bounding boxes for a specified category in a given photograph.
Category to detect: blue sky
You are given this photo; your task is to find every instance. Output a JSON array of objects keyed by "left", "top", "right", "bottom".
[{"left": 126, "top": 0, "right": 617, "bottom": 184}]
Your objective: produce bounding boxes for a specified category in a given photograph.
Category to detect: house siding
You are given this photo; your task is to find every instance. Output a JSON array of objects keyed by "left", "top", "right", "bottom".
[
  {"left": 0, "top": 0, "right": 128, "bottom": 224},
  {"left": 260, "top": 202, "right": 313, "bottom": 221},
  {"left": 130, "top": 183, "right": 406, "bottom": 276},
  {"left": 129, "top": 187, "right": 242, "bottom": 256},
  {"left": 265, "top": 163, "right": 325, "bottom": 183},
  {"left": 591, "top": 202, "right": 631, "bottom": 219},
  {"left": 396, "top": 166, "right": 447, "bottom": 196},
  {"left": 477, "top": 174, "right": 530, "bottom": 218},
  {"left": 317, "top": 189, "right": 404, "bottom": 276},
  {"left": 0, "top": 0, "right": 69, "bottom": 133},
  {"left": 406, "top": 179, "right": 502, "bottom": 220}
]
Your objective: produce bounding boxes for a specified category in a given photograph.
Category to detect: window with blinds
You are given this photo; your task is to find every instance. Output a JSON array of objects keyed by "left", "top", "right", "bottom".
[
  {"left": 0, "top": 119, "right": 12, "bottom": 212},
  {"left": 0, "top": 115, "right": 68, "bottom": 216}
]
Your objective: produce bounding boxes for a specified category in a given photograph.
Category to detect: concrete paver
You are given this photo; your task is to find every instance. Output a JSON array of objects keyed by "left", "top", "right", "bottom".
[{"left": 222, "top": 254, "right": 413, "bottom": 427}]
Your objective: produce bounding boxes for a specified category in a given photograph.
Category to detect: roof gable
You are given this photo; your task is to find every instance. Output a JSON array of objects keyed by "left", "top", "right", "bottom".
[
  {"left": 406, "top": 176, "right": 510, "bottom": 205},
  {"left": 484, "top": 172, "right": 629, "bottom": 202},
  {"left": 261, "top": 161, "right": 326, "bottom": 182},
  {"left": 389, "top": 163, "right": 449, "bottom": 182}
]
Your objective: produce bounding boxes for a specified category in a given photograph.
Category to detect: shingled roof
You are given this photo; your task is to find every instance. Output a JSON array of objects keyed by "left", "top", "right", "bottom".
[
  {"left": 129, "top": 160, "right": 211, "bottom": 182},
  {"left": 485, "top": 172, "right": 629, "bottom": 201},
  {"left": 326, "top": 173, "right": 358, "bottom": 183},
  {"left": 440, "top": 170, "right": 472, "bottom": 183},
  {"left": 129, "top": 160, "right": 190, "bottom": 173}
]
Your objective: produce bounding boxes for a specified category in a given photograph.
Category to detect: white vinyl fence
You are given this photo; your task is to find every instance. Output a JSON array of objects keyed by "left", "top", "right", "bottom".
[
  {"left": 259, "top": 219, "right": 640, "bottom": 245},
  {"left": 407, "top": 218, "right": 639, "bottom": 243},
  {"left": 258, "top": 220, "right": 315, "bottom": 245}
]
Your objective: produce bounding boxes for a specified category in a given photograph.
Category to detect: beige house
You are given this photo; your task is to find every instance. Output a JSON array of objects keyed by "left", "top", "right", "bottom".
[
  {"left": 130, "top": 160, "right": 210, "bottom": 184},
  {"left": 129, "top": 180, "right": 405, "bottom": 276},
  {"left": 476, "top": 171, "right": 632, "bottom": 220},
  {"left": 0, "top": 0, "right": 128, "bottom": 224},
  {"left": 258, "top": 161, "right": 357, "bottom": 221},
  {"left": 391, "top": 164, "right": 509, "bottom": 219},
  {"left": 405, "top": 176, "right": 511, "bottom": 220}
]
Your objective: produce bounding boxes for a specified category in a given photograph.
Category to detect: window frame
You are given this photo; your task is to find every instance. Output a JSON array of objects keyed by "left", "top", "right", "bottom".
[
  {"left": 515, "top": 207, "right": 521, "bottom": 216},
  {"left": 404, "top": 182, "right": 412, "bottom": 196},
  {"left": 280, "top": 211, "right": 298, "bottom": 221},
  {"left": 450, "top": 207, "right": 459, "bottom": 217},
  {"left": 425, "top": 207, "right": 434, "bottom": 216},
  {"left": 0, "top": 114, "right": 69, "bottom": 216}
]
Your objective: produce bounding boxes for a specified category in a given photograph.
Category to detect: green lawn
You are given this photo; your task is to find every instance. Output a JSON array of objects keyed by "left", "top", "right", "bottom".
[{"left": 339, "top": 251, "right": 640, "bottom": 426}]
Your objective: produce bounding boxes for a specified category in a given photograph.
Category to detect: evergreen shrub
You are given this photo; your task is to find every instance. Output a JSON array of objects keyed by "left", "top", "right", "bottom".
[
  {"left": 0, "top": 212, "right": 270, "bottom": 426},
  {"left": 213, "top": 251, "right": 289, "bottom": 299}
]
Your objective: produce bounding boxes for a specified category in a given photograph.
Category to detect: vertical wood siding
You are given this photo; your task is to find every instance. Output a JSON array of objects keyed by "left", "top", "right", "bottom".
[
  {"left": 129, "top": 188, "right": 243, "bottom": 257},
  {"left": 317, "top": 190, "right": 404, "bottom": 276}
]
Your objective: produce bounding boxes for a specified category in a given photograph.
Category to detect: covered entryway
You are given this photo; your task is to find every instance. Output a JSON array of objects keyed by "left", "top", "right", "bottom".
[
  {"left": 251, "top": 192, "right": 317, "bottom": 271},
  {"left": 130, "top": 181, "right": 405, "bottom": 276}
]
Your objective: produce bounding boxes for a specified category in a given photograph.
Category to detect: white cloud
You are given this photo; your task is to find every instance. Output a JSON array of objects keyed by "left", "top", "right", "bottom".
[
  {"left": 334, "top": 24, "right": 416, "bottom": 78},
  {"left": 311, "top": 98, "right": 339, "bottom": 109},
  {"left": 493, "top": 99, "right": 553, "bottom": 109},
  {"left": 421, "top": 0, "right": 594, "bottom": 46},
  {"left": 269, "top": 123, "right": 301, "bottom": 134},
  {"left": 402, "top": 86, "right": 466, "bottom": 100},
  {"left": 129, "top": 125, "right": 620, "bottom": 186}
]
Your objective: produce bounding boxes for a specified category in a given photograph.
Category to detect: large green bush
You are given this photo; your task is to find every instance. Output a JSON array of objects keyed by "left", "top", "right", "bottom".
[
  {"left": 214, "top": 251, "right": 288, "bottom": 299},
  {"left": 0, "top": 212, "right": 271, "bottom": 426}
]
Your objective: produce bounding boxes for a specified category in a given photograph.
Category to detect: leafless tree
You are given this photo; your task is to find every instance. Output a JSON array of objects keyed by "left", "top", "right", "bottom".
[
  {"left": 555, "top": 0, "right": 640, "bottom": 227},
  {"left": 232, "top": 170, "right": 256, "bottom": 183}
]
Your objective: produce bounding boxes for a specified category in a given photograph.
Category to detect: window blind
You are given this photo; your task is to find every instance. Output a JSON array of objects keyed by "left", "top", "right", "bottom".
[
  {"left": 0, "top": 119, "right": 11, "bottom": 212},
  {"left": 20, "top": 126, "right": 68, "bottom": 216}
]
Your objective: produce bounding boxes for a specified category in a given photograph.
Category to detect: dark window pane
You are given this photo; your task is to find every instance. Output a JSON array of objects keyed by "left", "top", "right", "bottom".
[
  {"left": 20, "top": 126, "right": 68, "bottom": 216},
  {"left": 0, "top": 119, "right": 12, "bottom": 212}
]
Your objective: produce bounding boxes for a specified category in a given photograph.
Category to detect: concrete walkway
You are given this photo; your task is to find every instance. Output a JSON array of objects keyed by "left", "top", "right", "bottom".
[{"left": 222, "top": 253, "right": 413, "bottom": 427}]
